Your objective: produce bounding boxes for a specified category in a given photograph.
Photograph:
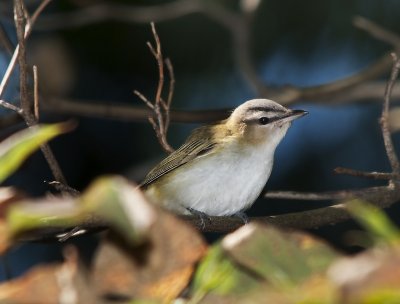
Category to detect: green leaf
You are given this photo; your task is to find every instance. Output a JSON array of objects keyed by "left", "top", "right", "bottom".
[
  {"left": 191, "top": 244, "right": 259, "bottom": 302},
  {"left": 0, "top": 123, "right": 70, "bottom": 184},
  {"left": 347, "top": 199, "right": 400, "bottom": 245}
]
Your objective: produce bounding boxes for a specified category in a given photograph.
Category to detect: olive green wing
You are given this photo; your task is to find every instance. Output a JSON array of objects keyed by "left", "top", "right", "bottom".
[{"left": 141, "top": 126, "right": 217, "bottom": 187}]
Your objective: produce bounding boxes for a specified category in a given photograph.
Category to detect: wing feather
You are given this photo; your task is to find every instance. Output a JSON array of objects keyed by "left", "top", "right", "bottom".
[{"left": 141, "top": 125, "right": 218, "bottom": 187}]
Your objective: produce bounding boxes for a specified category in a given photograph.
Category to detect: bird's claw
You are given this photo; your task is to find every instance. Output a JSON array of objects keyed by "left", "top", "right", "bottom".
[
  {"left": 187, "top": 207, "right": 211, "bottom": 230},
  {"left": 233, "top": 211, "right": 249, "bottom": 224}
]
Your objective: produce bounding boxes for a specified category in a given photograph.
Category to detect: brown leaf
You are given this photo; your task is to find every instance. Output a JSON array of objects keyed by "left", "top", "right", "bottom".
[
  {"left": 0, "top": 246, "right": 95, "bottom": 303},
  {"left": 0, "top": 187, "right": 25, "bottom": 218},
  {"left": 92, "top": 207, "right": 207, "bottom": 302}
]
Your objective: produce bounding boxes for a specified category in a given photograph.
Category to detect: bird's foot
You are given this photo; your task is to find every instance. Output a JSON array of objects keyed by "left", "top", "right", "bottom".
[
  {"left": 187, "top": 207, "right": 211, "bottom": 230},
  {"left": 232, "top": 211, "right": 249, "bottom": 224}
]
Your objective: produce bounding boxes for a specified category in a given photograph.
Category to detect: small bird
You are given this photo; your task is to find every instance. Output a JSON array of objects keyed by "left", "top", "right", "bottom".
[{"left": 142, "top": 99, "right": 307, "bottom": 219}]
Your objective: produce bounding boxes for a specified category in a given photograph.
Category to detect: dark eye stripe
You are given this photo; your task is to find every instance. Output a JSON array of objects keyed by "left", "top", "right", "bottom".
[{"left": 248, "top": 106, "right": 285, "bottom": 113}]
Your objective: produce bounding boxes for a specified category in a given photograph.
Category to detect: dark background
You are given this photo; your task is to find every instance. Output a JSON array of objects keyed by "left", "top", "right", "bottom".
[{"left": 1, "top": 0, "right": 400, "bottom": 279}]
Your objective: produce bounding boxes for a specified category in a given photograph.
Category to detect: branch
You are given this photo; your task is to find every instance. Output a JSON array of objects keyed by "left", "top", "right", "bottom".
[
  {"left": 134, "top": 22, "right": 174, "bottom": 153},
  {"left": 11, "top": 0, "right": 67, "bottom": 187},
  {"left": 381, "top": 53, "right": 400, "bottom": 176},
  {"left": 353, "top": 16, "right": 400, "bottom": 50},
  {"left": 334, "top": 167, "right": 395, "bottom": 180},
  {"left": 33, "top": 65, "right": 39, "bottom": 120},
  {"left": 42, "top": 98, "right": 229, "bottom": 123},
  {"left": 0, "top": 0, "right": 52, "bottom": 99},
  {"left": 264, "top": 186, "right": 390, "bottom": 200},
  {"left": 35, "top": 2, "right": 395, "bottom": 104},
  {"left": 183, "top": 185, "right": 400, "bottom": 232}
]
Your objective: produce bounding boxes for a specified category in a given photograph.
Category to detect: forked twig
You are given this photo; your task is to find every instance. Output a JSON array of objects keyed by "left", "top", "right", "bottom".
[{"left": 134, "top": 22, "right": 175, "bottom": 153}]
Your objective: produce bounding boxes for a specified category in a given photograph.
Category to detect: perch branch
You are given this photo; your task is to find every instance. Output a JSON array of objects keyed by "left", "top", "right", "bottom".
[
  {"left": 183, "top": 184, "right": 399, "bottom": 232},
  {"left": 19, "top": 185, "right": 397, "bottom": 239}
]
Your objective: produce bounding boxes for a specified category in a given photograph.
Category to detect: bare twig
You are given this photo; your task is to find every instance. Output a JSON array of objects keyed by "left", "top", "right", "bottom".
[
  {"left": 164, "top": 58, "right": 175, "bottom": 131},
  {"left": 0, "top": 0, "right": 52, "bottom": 99},
  {"left": 0, "top": 99, "right": 22, "bottom": 113},
  {"left": 135, "top": 22, "right": 174, "bottom": 153},
  {"left": 33, "top": 65, "right": 39, "bottom": 120},
  {"left": 381, "top": 53, "right": 400, "bottom": 176},
  {"left": 264, "top": 186, "right": 390, "bottom": 201},
  {"left": 48, "top": 181, "right": 80, "bottom": 197},
  {"left": 12, "top": 0, "right": 67, "bottom": 186},
  {"left": 43, "top": 97, "right": 229, "bottom": 123},
  {"left": 0, "top": 0, "right": 73, "bottom": 193},
  {"left": 334, "top": 167, "right": 395, "bottom": 180},
  {"left": 14, "top": 0, "right": 30, "bottom": 116},
  {"left": 353, "top": 16, "right": 400, "bottom": 50}
]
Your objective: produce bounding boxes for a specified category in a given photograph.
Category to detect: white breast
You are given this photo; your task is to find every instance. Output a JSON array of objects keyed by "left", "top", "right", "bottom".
[{"left": 147, "top": 140, "right": 276, "bottom": 216}]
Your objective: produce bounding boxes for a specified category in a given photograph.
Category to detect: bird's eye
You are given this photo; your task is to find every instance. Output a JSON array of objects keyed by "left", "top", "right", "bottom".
[{"left": 258, "top": 117, "right": 270, "bottom": 125}]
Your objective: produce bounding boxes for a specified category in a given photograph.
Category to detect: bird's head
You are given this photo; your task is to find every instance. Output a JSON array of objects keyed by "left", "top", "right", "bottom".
[{"left": 226, "top": 99, "right": 308, "bottom": 146}]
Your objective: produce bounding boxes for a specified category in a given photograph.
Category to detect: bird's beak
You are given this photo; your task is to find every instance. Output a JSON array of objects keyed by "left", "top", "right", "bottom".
[
  {"left": 289, "top": 109, "right": 308, "bottom": 119},
  {"left": 271, "top": 109, "right": 308, "bottom": 124}
]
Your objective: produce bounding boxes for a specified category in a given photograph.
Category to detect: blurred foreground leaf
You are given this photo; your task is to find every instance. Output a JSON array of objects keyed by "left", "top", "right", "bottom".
[
  {"left": 5, "top": 176, "right": 156, "bottom": 246},
  {"left": 328, "top": 247, "right": 400, "bottom": 303},
  {"left": 92, "top": 201, "right": 207, "bottom": 302},
  {"left": 191, "top": 244, "right": 259, "bottom": 303},
  {"left": 192, "top": 223, "right": 339, "bottom": 303},
  {"left": 81, "top": 176, "right": 156, "bottom": 244},
  {"left": 347, "top": 199, "right": 400, "bottom": 245},
  {"left": 1, "top": 175, "right": 207, "bottom": 302},
  {"left": 0, "top": 246, "right": 95, "bottom": 303},
  {"left": 0, "top": 123, "right": 71, "bottom": 184},
  {"left": 222, "top": 223, "right": 338, "bottom": 287}
]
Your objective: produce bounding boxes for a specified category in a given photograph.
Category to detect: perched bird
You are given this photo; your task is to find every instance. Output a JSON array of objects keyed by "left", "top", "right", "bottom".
[{"left": 142, "top": 99, "right": 307, "bottom": 219}]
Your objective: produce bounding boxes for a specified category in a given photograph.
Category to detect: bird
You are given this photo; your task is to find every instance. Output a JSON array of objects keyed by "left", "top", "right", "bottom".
[{"left": 141, "top": 98, "right": 307, "bottom": 220}]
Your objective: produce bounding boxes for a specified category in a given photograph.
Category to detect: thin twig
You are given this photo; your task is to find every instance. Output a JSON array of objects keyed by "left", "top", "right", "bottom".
[
  {"left": 33, "top": 65, "right": 39, "bottom": 120},
  {"left": 264, "top": 187, "right": 391, "bottom": 201},
  {"left": 164, "top": 58, "right": 175, "bottom": 131},
  {"left": 135, "top": 22, "right": 174, "bottom": 153},
  {"left": 43, "top": 97, "right": 230, "bottom": 123},
  {"left": 4, "top": 0, "right": 69, "bottom": 189},
  {"left": 0, "top": 99, "right": 22, "bottom": 113},
  {"left": 14, "top": 0, "right": 30, "bottom": 116},
  {"left": 0, "top": 0, "right": 52, "bottom": 99},
  {"left": 381, "top": 53, "right": 400, "bottom": 176},
  {"left": 334, "top": 167, "right": 395, "bottom": 180},
  {"left": 133, "top": 90, "right": 153, "bottom": 109},
  {"left": 48, "top": 181, "right": 80, "bottom": 197},
  {"left": 354, "top": 16, "right": 400, "bottom": 50}
]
